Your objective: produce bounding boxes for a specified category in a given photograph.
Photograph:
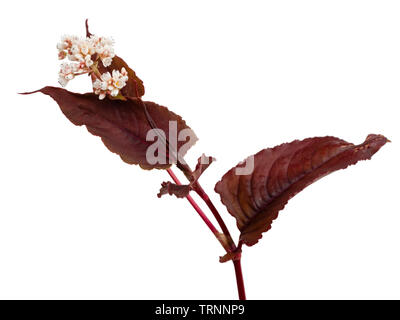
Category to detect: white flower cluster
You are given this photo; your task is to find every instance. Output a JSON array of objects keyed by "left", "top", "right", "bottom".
[
  {"left": 57, "top": 34, "right": 115, "bottom": 88},
  {"left": 93, "top": 68, "right": 129, "bottom": 100},
  {"left": 56, "top": 33, "right": 127, "bottom": 100},
  {"left": 58, "top": 63, "right": 80, "bottom": 87},
  {"left": 89, "top": 35, "right": 115, "bottom": 68}
]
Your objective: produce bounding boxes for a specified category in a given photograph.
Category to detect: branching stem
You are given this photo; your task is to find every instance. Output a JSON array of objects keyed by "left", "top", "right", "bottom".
[
  {"left": 140, "top": 74, "right": 246, "bottom": 298},
  {"left": 166, "top": 167, "right": 246, "bottom": 300},
  {"left": 166, "top": 169, "right": 224, "bottom": 246},
  {"left": 193, "top": 182, "right": 236, "bottom": 251}
]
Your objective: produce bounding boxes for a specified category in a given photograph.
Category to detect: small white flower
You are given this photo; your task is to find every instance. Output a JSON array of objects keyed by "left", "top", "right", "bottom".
[
  {"left": 58, "top": 63, "right": 76, "bottom": 87},
  {"left": 89, "top": 35, "right": 114, "bottom": 49},
  {"left": 102, "top": 57, "right": 113, "bottom": 67},
  {"left": 85, "top": 55, "right": 93, "bottom": 67},
  {"left": 57, "top": 35, "right": 80, "bottom": 63},
  {"left": 92, "top": 67, "right": 128, "bottom": 100},
  {"left": 79, "top": 42, "right": 89, "bottom": 55},
  {"left": 57, "top": 35, "right": 78, "bottom": 52},
  {"left": 110, "top": 89, "right": 119, "bottom": 97},
  {"left": 92, "top": 38, "right": 115, "bottom": 67},
  {"left": 93, "top": 79, "right": 102, "bottom": 90},
  {"left": 120, "top": 67, "right": 129, "bottom": 81},
  {"left": 101, "top": 72, "right": 112, "bottom": 82},
  {"left": 71, "top": 44, "right": 80, "bottom": 55},
  {"left": 112, "top": 70, "right": 126, "bottom": 89},
  {"left": 114, "top": 80, "right": 125, "bottom": 89},
  {"left": 101, "top": 81, "right": 108, "bottom": 91}
]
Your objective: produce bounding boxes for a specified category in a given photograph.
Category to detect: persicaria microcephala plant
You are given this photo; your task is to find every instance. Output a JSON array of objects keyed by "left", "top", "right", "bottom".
[{"left": 22, "top": 20, "right": 389, "bottom": 300}]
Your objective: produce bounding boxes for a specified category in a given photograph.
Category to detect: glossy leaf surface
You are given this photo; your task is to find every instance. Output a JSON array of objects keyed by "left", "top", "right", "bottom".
[{"left": 215, "top": 135, "right": 389, "bottom": 246}]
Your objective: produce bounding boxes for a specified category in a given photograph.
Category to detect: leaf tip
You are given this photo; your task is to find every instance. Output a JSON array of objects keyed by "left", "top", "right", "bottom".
[
  {"left": 18, "top": 89, "right": 41, "bottom": 95},
  {"left": 366, "top": 133, "right": 390, "bottom": 144}
]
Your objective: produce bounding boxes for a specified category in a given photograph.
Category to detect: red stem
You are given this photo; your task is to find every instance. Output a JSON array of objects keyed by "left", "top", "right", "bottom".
[
  {"left": 166, "top": 168, "right": 220, "bottom": 237},
  {"left": 166, "top": 168, "right": 247, "bottom": 300},
  {"left": 233, "top": 259, "right": 246, "bottom": 300},
  {"left": 194, "top": 183, "right": 236, "bottom": 251}
]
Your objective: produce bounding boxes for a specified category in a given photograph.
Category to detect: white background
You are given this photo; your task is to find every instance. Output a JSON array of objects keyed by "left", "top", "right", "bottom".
[{"left": 1, "top": 0, "right": 399, "bottom": 299}]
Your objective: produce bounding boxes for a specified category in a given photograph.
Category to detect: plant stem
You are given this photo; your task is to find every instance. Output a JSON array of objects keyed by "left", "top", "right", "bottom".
[
  {"left": 166, "top": 168, "right": 226, "bottom": 248},
  {"left": 233, "top": 258, "right": 246, "bottom": 300},
  {"left": 166, "top": 167, "right": 247, "bottom": 300},
  {"left": 193, "top": 182, "right": 236, "bottom": 251}
]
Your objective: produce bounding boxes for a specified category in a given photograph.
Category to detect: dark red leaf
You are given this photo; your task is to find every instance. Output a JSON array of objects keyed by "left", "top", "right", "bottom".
[
  {"left": 215, "top": 134, "right": 389, "bottom": 246},
  {"left": 191, "top": 154, "right": 216, "bottom": 183},
  {"left": 23, "top": 86, "right": 197, "bottom": 170},
  {"left": 157, "top": 182, "right": 191, "bottom": 198}
]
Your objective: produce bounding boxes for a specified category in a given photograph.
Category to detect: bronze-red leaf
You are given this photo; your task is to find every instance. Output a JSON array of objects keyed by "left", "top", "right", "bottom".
[
  {"left": 191, "top": 154, "right": 216, "bottom": 183},
  {"left": 215, "top": 134, "right": 389, "bottom": 246},
  {"left": 157, "top": 182, "right": 191, "bottom": 198},
  {"left": 24, "top": 86, "right": 197, "bottom": 169}
]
